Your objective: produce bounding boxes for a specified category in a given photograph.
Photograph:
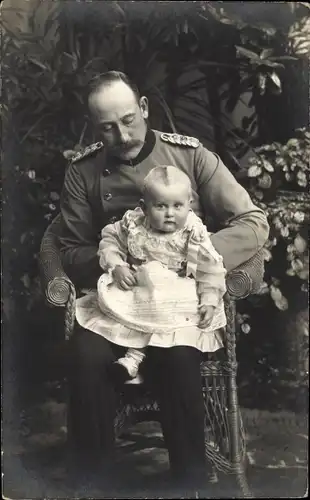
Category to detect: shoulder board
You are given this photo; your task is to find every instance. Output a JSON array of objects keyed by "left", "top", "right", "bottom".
[
  {"left": 71, "top": 141, "right": 104, "bottom": 163},
  {"left": 160, "top": 133, "right": 200, "bottom": 148}
]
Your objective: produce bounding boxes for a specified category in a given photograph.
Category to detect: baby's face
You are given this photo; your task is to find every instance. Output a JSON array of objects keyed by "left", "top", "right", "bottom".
[{"left": 144, "top": 183, "right": 191, "bottom": 233}]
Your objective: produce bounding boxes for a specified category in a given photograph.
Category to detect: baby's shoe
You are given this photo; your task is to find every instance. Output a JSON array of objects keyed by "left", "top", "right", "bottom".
[
  {"left": 110, "top": 349, "right": 145, "bottom": 384},
  {"left": 125, "top": 373, "right": 144, "bottom": 385}
]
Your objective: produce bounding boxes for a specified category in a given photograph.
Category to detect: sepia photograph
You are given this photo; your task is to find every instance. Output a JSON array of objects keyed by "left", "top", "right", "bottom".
[{"left": 2, "top": 1, "right": 309, "bottom": 498}]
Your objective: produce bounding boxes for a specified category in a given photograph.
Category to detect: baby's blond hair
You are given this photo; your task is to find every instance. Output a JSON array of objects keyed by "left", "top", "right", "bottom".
[{"left": 142, "top": 165, "right": 192, "bottom": 199}]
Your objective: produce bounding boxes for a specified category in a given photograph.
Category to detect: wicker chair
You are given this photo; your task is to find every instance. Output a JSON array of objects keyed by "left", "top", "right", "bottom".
[{"left": 39, "top": 212, "right": 265, "bottom": 498}]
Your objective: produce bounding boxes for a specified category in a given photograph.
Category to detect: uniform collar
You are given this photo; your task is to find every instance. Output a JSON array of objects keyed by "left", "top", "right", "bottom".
[{"left": 108, "top": 128, "right": 156, "bottom": 168}]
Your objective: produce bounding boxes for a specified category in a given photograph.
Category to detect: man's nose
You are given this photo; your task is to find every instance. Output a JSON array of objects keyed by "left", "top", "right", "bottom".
[{"left": 116, "top": 125, "right": 130, "bottom": 144}]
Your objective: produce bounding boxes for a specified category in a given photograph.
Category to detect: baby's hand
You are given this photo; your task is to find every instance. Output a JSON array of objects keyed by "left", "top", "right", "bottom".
[
  {"left": 112, "top": 265, "right": 137, "bottom": 290},
  {"left": 198, "top": 304, "right": 215, "bottom": 329}
]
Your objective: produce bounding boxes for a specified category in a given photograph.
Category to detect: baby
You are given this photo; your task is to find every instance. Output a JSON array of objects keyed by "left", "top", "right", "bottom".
[{"left": 94, "top": 165, "right": 227, "bottom": 383}]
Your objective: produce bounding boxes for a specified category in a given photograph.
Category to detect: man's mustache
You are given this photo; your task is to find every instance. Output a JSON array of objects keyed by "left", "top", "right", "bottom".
[{"left": 113, "top": 140, "right": 143, "bottom": 152}]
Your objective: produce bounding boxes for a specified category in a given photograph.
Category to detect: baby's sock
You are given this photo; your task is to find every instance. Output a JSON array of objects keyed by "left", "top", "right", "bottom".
[{"left": 114, "top": 349, "right": 146, "bottom": 379}]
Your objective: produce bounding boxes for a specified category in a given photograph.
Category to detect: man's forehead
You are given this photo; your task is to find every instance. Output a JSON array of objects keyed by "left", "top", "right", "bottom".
[{"left": 89, "top": 81, "right": 138, "bottom": 116}]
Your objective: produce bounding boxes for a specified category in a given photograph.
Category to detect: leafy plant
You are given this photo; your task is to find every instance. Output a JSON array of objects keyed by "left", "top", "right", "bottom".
[
  {"left": 244, "top": 128, "right": 310, "bottom": 201},
  {"left": 236, "top": 131, "right": 309, "bottom": 333},
  {"left": 232, "top": 127, "right": 309, "bottom": 342},
  {"left": 287, "top": 8, "right": 310, "bottom": 57},
  {"left": 261, "top": 193, "right": 309, "bottom": 309},
  {"left": 196, "top": 2, "right": 309, "bottom": 162}
]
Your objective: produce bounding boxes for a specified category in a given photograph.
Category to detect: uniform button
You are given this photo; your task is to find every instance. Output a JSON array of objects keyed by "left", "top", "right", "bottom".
[
  {"left": 103, "top": 193, "right": 112, "bottom": 201},
  {"left": 109, "top": 216, "right": 118, "bottom": 224},
  {"left": 103, "top": 169, "right": 111, "bottom": 177}
]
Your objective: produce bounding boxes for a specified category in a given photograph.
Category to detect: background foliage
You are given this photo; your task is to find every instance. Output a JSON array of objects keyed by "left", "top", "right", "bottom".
[{"left": 2, "top": 1, "right": 309, "bottom": 412}]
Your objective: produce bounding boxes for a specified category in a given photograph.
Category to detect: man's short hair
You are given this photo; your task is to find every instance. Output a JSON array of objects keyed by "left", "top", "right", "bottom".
[
  {"left": 88, "top": 71, "right": 140, "bottom": 103},
  {"left": 143, "top": 166, "right": 192, "bottom": 199}
]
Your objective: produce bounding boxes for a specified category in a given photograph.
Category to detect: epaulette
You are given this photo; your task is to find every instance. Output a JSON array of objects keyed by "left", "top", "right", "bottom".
[
  {"left": 160, "top": 133, "right": 200, "bottom": 148},
  {"left": 71, "top": 141, "right": 104, "bottom": 163}
]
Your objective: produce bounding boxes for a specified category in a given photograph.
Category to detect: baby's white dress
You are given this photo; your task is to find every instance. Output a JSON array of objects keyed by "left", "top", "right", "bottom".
[{"left": 75, "top": 208, "right": 227, "bottom": 353}]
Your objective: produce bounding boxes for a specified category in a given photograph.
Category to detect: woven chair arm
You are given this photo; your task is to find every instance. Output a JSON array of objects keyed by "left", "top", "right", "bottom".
[
  {"left": 223, "top": 250, "right": 265, "bottom": 367},
  {"left": 39, "top": 213, "right": 74, "bottom": 307},
  {"left": 226, "top": 248, "right": 265, "bottom": 300}
]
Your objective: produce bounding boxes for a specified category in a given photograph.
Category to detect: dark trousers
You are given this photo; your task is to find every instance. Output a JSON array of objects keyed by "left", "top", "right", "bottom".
[{"left": 67, "top": 325, "right": 206, "bottom": 481}]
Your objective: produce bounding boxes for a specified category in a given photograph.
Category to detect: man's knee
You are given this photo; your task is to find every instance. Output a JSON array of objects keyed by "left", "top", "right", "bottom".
[
  {"left": 152, "top": 345, "right": 201, "bottom": 364},
  {"left": 70, "top": 325, "right": 116, "bottom": 370},
  {"left": 148, "top": 346, "right": 202, "bottom": 379}
]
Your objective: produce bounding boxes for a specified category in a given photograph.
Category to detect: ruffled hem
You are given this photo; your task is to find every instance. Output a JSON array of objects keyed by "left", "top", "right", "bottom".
[{"left": 75, "top": 292, "right": 225, "bottom": 353}]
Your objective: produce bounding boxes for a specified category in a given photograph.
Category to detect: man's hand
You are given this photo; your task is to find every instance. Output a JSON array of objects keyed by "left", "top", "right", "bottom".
[
  {"left": 198, "top": 304, "right": 215, "bottom": 329},
  {"left": 112, "top": 265, "right": 137, "bottom": 290}
]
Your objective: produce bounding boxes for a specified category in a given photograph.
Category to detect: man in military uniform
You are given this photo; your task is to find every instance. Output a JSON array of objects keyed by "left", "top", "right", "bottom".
[{"left": 59, "top": 71, "right": 269, "bottom": 490}]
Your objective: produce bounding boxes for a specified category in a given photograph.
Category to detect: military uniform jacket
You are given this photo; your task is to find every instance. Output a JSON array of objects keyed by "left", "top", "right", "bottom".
[{"left": 59, "top": 129, "right": 269, "bottom": 289}]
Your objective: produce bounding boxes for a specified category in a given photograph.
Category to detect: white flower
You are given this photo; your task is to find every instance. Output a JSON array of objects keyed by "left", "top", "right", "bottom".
[
  {"left": 297, "top": 171, "right": 306, "bottom": 181},
  {"left": 299, "top": 179, "right": 307, "bottom": 188},
  {"left": 294, "top": 234, "right": 307, "bottom": 252},
  {"left": 271, "top": 237, "right": 277, "bottom": 247},
  {"left": 280, "top": 226, "right": 289, "bottom": 238},
  {"left": 241, "top": 323, "right": 251, "bottom": 334},
  {"left": 27, "top": 170, "right": 36, "bottom": 180},
  {"left": 292, "top": 259, "right": 304, "bottom": 272},
  {"left": 287, "top": 244, "right": 295, "bottom": 254},
  {"left": 273, "top": 217, "right": 282, "bottom": 230},
  {"left": 293, "top": 211, "right": 305, "bottom": 223}
]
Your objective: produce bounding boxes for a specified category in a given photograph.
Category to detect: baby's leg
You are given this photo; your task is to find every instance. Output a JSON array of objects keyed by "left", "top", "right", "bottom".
[{"left": 111, "top": 347, "right": 146, "bottom": 384}]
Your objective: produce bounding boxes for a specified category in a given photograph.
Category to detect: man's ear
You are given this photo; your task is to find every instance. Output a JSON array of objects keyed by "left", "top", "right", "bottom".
[
  {"left": 140, "top": 96, "right": 149, "bottom": 120},
  {"left": 139, "top": 198, "right": 146, "bottom": 212}
]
